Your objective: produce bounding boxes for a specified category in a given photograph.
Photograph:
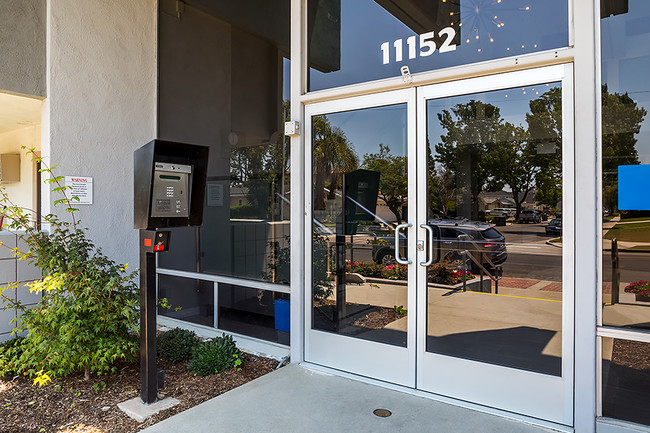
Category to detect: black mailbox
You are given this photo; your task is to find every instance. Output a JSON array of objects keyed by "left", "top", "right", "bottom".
[{"left": 134, "top": 139, "right": 209, "bottom": 229}]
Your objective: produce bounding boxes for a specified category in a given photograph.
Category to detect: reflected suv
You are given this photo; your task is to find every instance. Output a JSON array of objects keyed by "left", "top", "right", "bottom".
[
  {"left": 519, "top": 209, "right": 541, "bottom": 223},
  {"left": 372, "top": 219, "right": 507, "bottom": 270}
]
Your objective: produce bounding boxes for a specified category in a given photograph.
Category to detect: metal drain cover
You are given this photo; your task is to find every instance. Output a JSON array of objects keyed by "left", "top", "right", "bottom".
[{"left": 373, "top": 408, "right": 392, "bottom": 417}]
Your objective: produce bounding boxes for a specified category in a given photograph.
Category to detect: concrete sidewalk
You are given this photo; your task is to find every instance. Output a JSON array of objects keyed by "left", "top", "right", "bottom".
[{"left": 140, "top": 364, "right": 559, "bottom": 433}]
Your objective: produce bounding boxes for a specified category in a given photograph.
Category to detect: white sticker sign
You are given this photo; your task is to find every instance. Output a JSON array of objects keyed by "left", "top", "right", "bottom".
[
  {"left": 206, "top": 183, "right": 223, "bottom": 207},
  {"left": 64, "top": 176, "right": 93, "bottom": 205}
]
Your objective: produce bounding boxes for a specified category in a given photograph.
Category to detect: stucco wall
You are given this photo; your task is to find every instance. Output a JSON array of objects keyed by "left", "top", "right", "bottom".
[
  {"left": 47, "top": 0, "right": 157, "bottom": 268},
  {"left": 0, "top": 0, "right": 46, "bottom": 97}
]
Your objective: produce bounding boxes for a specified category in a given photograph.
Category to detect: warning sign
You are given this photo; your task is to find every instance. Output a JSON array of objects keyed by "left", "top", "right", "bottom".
[{"left": 64, "top": 176, "right": 93, "bottom": 205}]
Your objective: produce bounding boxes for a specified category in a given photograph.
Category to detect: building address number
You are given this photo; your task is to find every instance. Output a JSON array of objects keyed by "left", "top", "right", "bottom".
[{"left": 380, "top": 27, "right": 457, "bottom": 65}]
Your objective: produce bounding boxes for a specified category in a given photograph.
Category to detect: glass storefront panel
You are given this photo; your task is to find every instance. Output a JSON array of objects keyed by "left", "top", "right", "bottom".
[
  {"left": 602, "top": 337, "right": 650, "bottom": 427},
  {"left": 425, "top": 82, "right": 564, "bottom": 376},
  {"left": 158, "top": 275, "right": 214, "bottom": 327},
  {"left": 218, "top": 285, "right": 290, "bottom": 345},
  {"left": 601, "top": 1, "right": 650, "bottom": 331},
  {"left": 309, "top": 0, "right": 569, "bottom": 91},
  {"left": 156, "top": 0, "right": 291, "bottom": 286},
  {"left": 311, "top": 104, "right": 409, "bottom": 348}
]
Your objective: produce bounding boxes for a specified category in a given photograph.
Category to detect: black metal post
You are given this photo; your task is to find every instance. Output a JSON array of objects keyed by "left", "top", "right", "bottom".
[
  {"left": 140, "top": 230, "right": 158, "bottom": 404},
  {"left": 611, "top": 238, "right": 620, "bottom": 305}
]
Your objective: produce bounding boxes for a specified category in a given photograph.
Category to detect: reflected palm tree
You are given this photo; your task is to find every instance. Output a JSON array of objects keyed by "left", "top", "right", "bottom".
[{"left": 312, "top": 115, "right": 358, "bottom": 211}]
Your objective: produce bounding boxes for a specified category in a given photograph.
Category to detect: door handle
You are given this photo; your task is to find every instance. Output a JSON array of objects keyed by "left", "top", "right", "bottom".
[
  {"left": 394, "top": 223, "right": 412, "bottom": 265},
  {"left": 420, "top": 224, "right": 434, "bottom": 267}
]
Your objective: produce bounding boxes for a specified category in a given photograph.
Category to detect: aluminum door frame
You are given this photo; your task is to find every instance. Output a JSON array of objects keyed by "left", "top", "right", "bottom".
[
  {"left": 414, "top": 64, "right": 575, "bottom": 426},
  {"left": 303, "top": 88, "right": 418, "bottom": 386}
]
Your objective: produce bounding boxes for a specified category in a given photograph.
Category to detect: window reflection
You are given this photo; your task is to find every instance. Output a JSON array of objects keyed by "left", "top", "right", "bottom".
[
  {"left": 602, "top": 337, "right": 650, "bottom": 427},
  {"left": 156, "top": 0, "right": 291, "bottom": 286},
  {"left": 426, "top": 83, "right": 563, "bottom": 376},
  {"left": 311, "top": 105, "right": 409, "bottom": 348},
  {"left": 601, "top": 0, "right": 650, "bottom": 331},
  {"left": 309, "top": 0, "right": 569, "bottom": 91}
]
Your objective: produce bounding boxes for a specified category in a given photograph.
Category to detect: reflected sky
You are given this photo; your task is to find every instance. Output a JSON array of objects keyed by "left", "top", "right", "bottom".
[
  {"left": 602, "top": 0, "right": 650, "bottom": 164},
  {"left": 427, "top": 83, "right": 561, "bottom": 151},
  {"left": 320, "top": 104, "right": 408, "bottom": 158},
  {"left": 310, "top": 0, "right": 569, "bottom": 91}
]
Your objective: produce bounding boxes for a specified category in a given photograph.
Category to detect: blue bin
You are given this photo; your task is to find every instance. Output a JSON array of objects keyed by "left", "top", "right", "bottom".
[{"left": 274, "top": 299, "right": 290, "bottom": 333}]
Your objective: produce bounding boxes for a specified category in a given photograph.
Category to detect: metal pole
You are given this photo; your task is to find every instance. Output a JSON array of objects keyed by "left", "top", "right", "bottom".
[
  {"left": 462, "top": 250, "right": 467, "bottom": 292},
  {"left": 478, "top": 251, "right": 484, "bottom": 292},
  {"left": 611, "top": 238, "right": 619, "bottom": 305},
  {"left": 140, "top": 230, "right": 158, "bottom": 404}
]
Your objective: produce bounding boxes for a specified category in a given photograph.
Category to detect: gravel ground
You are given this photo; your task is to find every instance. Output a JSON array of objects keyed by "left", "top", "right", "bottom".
[{"left": 0, "top": 353, "right": 278, "bottom": 433}]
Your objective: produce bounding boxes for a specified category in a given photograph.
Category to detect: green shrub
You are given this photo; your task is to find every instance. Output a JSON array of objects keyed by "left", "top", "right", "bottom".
[
  {"left": 0, "top": 148, "right": 139, "bottom": 380},
  {"left": 427, "top": 260, "right": 474, "bottom": 285},
  {"left": 188, "top": 334, "right": 242, "bottom": 376},
  {"left": 0, "top": 337, "right": 24, "bottom": 377},
  {"left": 157, "top": 328, "right": 200, "bottom": 363}
]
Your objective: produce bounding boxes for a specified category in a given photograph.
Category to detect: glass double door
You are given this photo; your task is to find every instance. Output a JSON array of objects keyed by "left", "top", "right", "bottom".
[{"left": 305, "top": 65, "right": 574, "bottom": 425}]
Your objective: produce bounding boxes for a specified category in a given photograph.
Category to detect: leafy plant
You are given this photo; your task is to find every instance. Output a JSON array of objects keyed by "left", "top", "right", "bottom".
[
  {"left": 312, "top": 233, "right": 333, "bottom": 302},
  {"left": 346, "top": 261, "right": 407, "bottom": 280},
  {"left": 0, "top": 336, "right": 24, "bottom": 377},
  {"left": 393, "top": 305, "right": 407, "bottom": 316},
  {"left": 0, "top": 148, "right": 139, "bottom": 380},
  {"left": 427, "top": 260, "right": 474, "bottom": 285},
  {"left": 624, "top": 280, "right": 650, "bottom": 297},
  {"left": 188, "top": 334, "right": 241, "bottom": 376},
  {"left": 157, "top": 327, "right": 200, "bottom": 363}
]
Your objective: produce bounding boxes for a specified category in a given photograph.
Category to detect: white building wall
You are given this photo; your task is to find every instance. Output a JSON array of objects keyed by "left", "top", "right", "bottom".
[{"left": 46, "top": 0, "right": 157, "bottom": 268}]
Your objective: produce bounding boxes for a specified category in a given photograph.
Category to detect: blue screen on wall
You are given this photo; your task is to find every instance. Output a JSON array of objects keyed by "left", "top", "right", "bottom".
[{"left": 618, "top": 164, "right": 650, "bottom": 210}]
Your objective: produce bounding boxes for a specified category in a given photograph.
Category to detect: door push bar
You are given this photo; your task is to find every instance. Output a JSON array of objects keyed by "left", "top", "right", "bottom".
[
  {"left": 420, "top": 224, "right": 434, "bottom": 267},
  {"left": 394, "top": 223, "right": 412, "bottom": 265}
]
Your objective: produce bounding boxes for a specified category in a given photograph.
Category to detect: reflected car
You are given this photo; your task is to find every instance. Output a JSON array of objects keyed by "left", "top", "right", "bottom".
[
  {"left": 488, "top": 208, "right": 515, "bottom": 217},
  {"left": 371, "top": 219, "right": 507, "bottom": 271},
  {"left": 519, "top": 209, "right": 541, "bottom": 223},
  {"left": 545, "top": 218, "right": 562, "bottom": 236}
]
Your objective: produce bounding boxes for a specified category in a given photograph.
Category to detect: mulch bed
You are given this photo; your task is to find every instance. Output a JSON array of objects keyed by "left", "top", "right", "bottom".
[
  {"left": 602, "top": 339, "right": 650, "bottom": 426},
  {"left": 351, "top": 307, "right": 405, "bottom": 329},
  {"left": 0, "top": 353, "right": 277, "bottom": 433}
]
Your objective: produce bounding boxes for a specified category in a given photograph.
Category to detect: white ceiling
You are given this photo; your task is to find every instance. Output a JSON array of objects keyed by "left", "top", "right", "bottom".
[{"left": 0, "top": 92, "right": 42, "bottom": 134}]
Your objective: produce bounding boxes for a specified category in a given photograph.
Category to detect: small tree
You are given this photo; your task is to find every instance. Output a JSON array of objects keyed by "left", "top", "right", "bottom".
[{"left": 0, "top": 148, "right": 139, "bottom": 381}]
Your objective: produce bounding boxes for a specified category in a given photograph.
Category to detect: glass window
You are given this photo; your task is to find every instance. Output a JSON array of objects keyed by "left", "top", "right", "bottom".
[
  {"left": 158, "top": 275, "right": 214, "bottom": 327},
  {"left": 309, "top": 0, "right": 569, "bottom": 91},
  {"left": 218, "top": 284, "right": 290, "bottom": 345},
  {"left": 601, "top": 1, "right": 650, "bottom": 331},
  {"left": 310, "top": 104, "right": 409, "bottom": 348},
  {"left": 425, "top": 83, "right": 564, "bottom": 376},
  {"left": 157, "top": 0, "right": 291, "bottom": 286},
  {"left": 602, "top": 337, "right": 650, "bottom": 427}
]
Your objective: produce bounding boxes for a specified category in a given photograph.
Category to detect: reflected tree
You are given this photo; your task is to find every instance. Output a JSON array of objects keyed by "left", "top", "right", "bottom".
[
  {"left": 484, "top": 123, "right": 532, "bottom": 219},
  {"left": 230, "top": 101, "right": 291, "bottom": 220},
  {"left": 601, "top": 85, "right": 645, "bottom": 213},
  {"left": 312, "top": 115, "right": 359, "bottom": 210},
  {"left": 526, "top": 87, "right": 563, "bottom": 211},
  {"left": 435, "top": 100, "right": 510, "bottom": 220},
  {"left": 362, "top": 143, "right": 408, "bottom": 222},
  {"left": 426, "top": 144, "right": 455, "bottom": 217}
]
